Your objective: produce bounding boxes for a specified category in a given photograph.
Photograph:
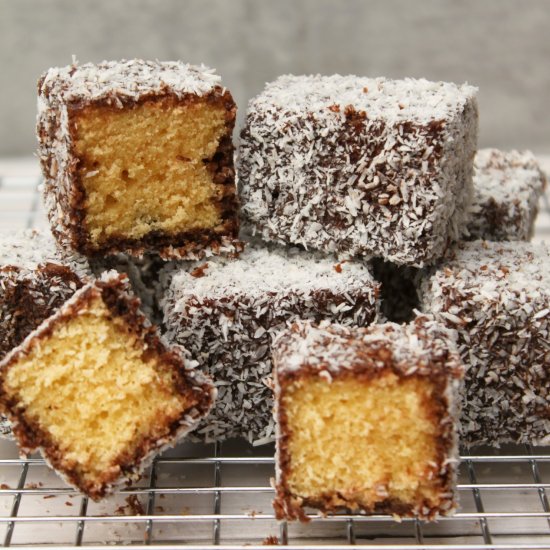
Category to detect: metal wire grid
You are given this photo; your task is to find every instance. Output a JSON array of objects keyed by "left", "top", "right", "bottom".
[
  {"left": 0, "top": 442, "right": 550, "bottom": 548},
  {"left": 0, "top": 170, "right": 549, "bottom": 548}
]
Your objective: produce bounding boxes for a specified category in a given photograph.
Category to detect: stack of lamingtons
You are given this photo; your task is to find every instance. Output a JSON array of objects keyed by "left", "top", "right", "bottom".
[{"left": 0, "top": 60, "right": 547, "bottom": 521}]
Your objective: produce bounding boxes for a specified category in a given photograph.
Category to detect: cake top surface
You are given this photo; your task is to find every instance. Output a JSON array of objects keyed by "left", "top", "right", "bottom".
[
  {"left": 247, "top": 75, "right": 477, "bottom": 124},
  {"left": 273, "top": 317, "right": 462, "bottom": 378},
  {"left": 427, "top": 240, "right": 550, "bottom": 297},
  {"left": 473, "top": 148, "right": 546, "bottom": 203},
  {"left": 38, "top": 59, "right": 222, "bottom": 104},
  {"left": 165, "top": 245, "right": 377, "bottom": 300},
  {"left": 0, "top": 229, "right": 90, "bottom": 278}
]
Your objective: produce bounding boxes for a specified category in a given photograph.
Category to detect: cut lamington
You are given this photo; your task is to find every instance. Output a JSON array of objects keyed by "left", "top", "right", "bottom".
[
  {"left": 38, "top": 59, "right": 240, "bottom": 259},
  {"left": 160, "top": 245, "right": 380, "bottom": 444},
  {"left": 272, "top": 317, "right": 464, "bottom": 521},
  {"left": 239, "top": 75, "right": 478, "bottom": 267},
  {"left": 421, "top": 240, "right": 550, "bottom": 446},
  {"left": 466, "top": 149, "right": 547, "bottom": 241},
  {"left": 0, "top": 271, "right": 215, "bottom": 499}
]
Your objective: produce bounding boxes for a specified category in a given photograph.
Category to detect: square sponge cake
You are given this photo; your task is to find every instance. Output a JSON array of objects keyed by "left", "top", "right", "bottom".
[
  {"left": 272, "top": 317, "right": 464, "bottom": 521},
  {"left": 239, "top": 75, "right": 478, "bottom": 267},
  {"left": 37, "top": 60, "right": 239, "bottom": 259},
  {"left": 0, "top": 271, "right": 215, "bottom": 499}
]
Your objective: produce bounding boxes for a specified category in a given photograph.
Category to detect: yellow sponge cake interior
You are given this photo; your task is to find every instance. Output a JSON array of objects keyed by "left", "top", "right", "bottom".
[
  {"left": 73, "top": 96, "right": 228, "bottom": 248},
  {"left": 283, "top": 372, "right": 444, "bottom": 510}
]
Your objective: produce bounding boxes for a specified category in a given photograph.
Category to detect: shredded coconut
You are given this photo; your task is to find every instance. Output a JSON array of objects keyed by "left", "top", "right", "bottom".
[
  {"left": 238, "top": 75, "right": 478, "bottom": 267},
  {"left": 466, "top": 149, "right": 547, "bottom": 241},
  {"left": 421, "top": 240, "right": 550, "bottom": 446},
  {"left": 160, "top": 244, "right": 380, "bottom": 444}
]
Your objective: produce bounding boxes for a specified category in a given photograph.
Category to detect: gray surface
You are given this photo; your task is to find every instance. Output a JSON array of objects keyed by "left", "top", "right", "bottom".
[{"left": 1, "top": 0, "right": 549, "bottom": 156}]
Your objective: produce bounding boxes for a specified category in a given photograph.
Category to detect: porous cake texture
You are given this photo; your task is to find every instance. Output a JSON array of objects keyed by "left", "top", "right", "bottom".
[
  {"left": 160, "top": 245, "right": 380, "bottom": 444},
  {"left": 0, "top": 271, "right": 215, "bottom": 499},
  {"left": 38, "top": 59, "right": 240, "bottom": 259},
  {"left": 239, "top": 75, "right": 478, "bottom": 267},
  {"left": 272, "top": 317, "right": 464, "bottom": 521},
  {"left": 467, "top": 149, "right": 547, "bottom": 241},
  {"left": 421, "top": 240, "right": 550, "bottom": 446}
]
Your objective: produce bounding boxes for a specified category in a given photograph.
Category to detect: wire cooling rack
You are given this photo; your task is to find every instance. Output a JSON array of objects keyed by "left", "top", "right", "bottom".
[{"left": 0, "top": 161, "right": 549, "bottom": 549}]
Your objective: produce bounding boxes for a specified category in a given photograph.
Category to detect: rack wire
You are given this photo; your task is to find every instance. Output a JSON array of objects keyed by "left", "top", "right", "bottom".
[{"left": 0, "top": 166, "right": 549, "bottom": 549}]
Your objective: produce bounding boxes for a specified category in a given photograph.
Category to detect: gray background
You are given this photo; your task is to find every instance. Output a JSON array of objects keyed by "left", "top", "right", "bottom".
[{"left": 1, "top": 0, "right": 549, "bottom": 156}]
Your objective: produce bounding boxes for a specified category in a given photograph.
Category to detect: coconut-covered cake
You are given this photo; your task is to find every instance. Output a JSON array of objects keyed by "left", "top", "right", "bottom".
[
  {"left": 160, "top": 245, "right": 380, "bottom": 444},
  {"left": 239, "top": 75, "right": 478, "bottom": 267},
  {"left": 0, "top": 271, "right": 215, "bottom": 499},
  {"left": 37, "top": 59, "right": 240, "bottom": 259},
  {"left": 467, "top": 149, "right": 547, "bottom": 241},
  {"left": 272, "top": 317, "right": 464, "bottom": 521},
  {"left": 421, "top": 240, "right": 550, "bottom": 446}
]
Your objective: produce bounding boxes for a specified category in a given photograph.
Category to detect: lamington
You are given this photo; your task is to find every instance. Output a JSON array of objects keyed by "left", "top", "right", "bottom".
[
  {"left": 466, "top": 149, "right": 547, "bottom": 241},
  {"left": 421, "top": 240, "right": 550, "bottom": 446},
  {"left": 0, "top": 271, "right": 215, "bottom": 499},
  {"left": 238, "top": 75, "right": 478, "bottom": 267},
  {"left": 160, "top": 245, "right": 380, "bottom": 444},
  {"left": 272, "top": 317, "right": 464, "bottom": 521},
  {"left": 37, "top": 59, "right": 240, "bottom": 259}
]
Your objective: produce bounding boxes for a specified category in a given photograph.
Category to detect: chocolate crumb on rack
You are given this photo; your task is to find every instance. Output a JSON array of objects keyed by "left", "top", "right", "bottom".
[
  {"left": 160, "top": 244, "right": 380, "bottom": 444},
  {"left": 239, "top": 75, "right": 478, "bottom": 267},
  {"left": 421, "top": 240, "right": 550, "bottom": 446},
  {"left": 0, "top": 271, "right": 215, "bottom": 500},
  {"left": 37, "top": 59, "right": 241, "bottom": 260},
  {"left": 466, "top": 148, "right": 547, "bottom": 241},
  {"left": 272, "top": 317, "right": 464, "bottom": 521}
]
